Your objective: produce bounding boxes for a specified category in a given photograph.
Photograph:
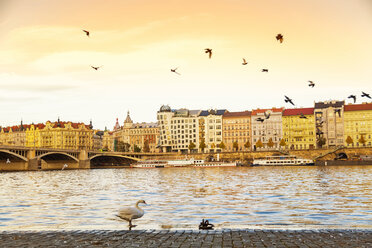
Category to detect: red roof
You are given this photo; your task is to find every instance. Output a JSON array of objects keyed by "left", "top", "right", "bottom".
[
  {"left": 283, "top": 108, "right": 314, "bottom": 116},
  {"left": 223, "top": 111, "right": 251, "bottom": 118},
  {"left": 344, "top": 103, "right": 372, "bottom": 112},
  {"left": 251, "top": 108, "right": 284, "bottom": 115}
]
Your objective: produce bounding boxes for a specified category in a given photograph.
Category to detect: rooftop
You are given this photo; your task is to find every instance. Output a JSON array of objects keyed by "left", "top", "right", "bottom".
[{"left": 283, "top": 108, "right": 314, "bottom": 116}]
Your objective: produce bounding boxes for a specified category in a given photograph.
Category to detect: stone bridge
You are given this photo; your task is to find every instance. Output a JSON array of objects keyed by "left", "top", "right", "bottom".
[{"left": 0, "top": 146, "right": 156, "bottom": 171}]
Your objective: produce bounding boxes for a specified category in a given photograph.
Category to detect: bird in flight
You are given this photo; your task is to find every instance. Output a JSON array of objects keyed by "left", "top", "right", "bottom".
[
  {"left": 262, "top": 69, "right": 269, "bottom": 72},
  {"left": 205, "top": 48, "right": 212, "bottom": 59},
  {"left": 170, "top": 68, "right": 180, "bottom": 75},
  {"left": 91, "top": 66, "right": 101, "bottom": 70},
  {"left": 348, "top": 95, "right": 356, "bottom": 103},
  {"left": 242, "top": 58, "right": 248, "bottom": 65},
  {"left": 284, "top": 95, "right": 295, "bottom": 106},
  {"left": 256, "top": 117, "right": 265, "bottom": 122},
  {"left": 334, "top": 109, "right": 341, "bottom": 117},
  {"left": 82, "top": 30, "right": 90, "bottom": 37},
  {"left": 361, "top": 91, "right": 371, "bottom": 99},
  {"left": 264, "top": 112, "right": 271, "bottom": 119},
  {"left": 299, "top": 113, "right": 308, "bottom": 119},
  {"left": 308, "top": 81, "right": 315, "bottom": 88},
  {"left": 276, "top": 33, "right": 283, "bottom": 43}
]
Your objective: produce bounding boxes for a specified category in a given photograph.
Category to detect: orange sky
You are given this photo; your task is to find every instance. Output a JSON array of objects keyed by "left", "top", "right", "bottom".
[{"left": 0, "top": 0, "right": 371, "bottom": 129}]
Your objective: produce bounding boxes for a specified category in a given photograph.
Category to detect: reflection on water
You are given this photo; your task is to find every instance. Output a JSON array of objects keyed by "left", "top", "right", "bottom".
[{"left": 0, "top": 166, "right": 371, "bottom": 230}]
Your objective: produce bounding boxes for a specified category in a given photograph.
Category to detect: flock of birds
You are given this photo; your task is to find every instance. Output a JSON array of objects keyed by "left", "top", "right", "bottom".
[{"left": 82, "top": 29, "right": 370, "bottom": 230}]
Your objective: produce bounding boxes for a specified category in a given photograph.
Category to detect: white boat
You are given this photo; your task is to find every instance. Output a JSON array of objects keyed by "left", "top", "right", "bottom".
[
  {"left": 251, "top": 155, "right": 314, "bottom": 166},
  {"left": 131, "top": 158, "right": 237, "bottom": 168}
]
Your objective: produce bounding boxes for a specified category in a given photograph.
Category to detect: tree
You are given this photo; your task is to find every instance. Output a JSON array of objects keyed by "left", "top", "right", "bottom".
[
  {"left": 359, "top": 135, "right": 366, "bottom": 146},
  {"left": 317, "top": 137, "right": 326, "bottom": 148},
  {"left": 117, "top": 141, "right": 130, "bottom": 152},
  {"left": 244, "top": 140, "right": 250, "bottom": 150},
  {"left": 133, "top": 144, "right": 141, "bottom": 152},
  {"left": 143, "top": 140, "right": 150, "bottom": 153},
  {"left": 188, "top": 141, "right": 196, "bottom": 151},
  {"left": 199, "top": 139, "right": 206, "bottom": 152},
  {"left": 346, "top": 136, "right": 353, "bottom": 146},
  {"left": 256, "top": 139, "right": 263, "bottom": 148},
  {"left": 267, "top": 138, "right": 274, "bottom": 148},
  {"left": 218, "top": 141, "right": 226, "bottom": 150},
  {"left": 233, "top": 141, "right": 239, "bottom": 151},
  {"left": 279, "top": 138, "right": 286, "bottom": 148}
]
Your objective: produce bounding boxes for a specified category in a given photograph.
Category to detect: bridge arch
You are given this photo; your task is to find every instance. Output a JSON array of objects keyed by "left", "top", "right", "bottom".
[
  {"left": 89, "top": 154, "right": 140, "bottom": 167},
  {"left": 0, "top": 150, "right": 28, "bottom": 162},
  {"left": 37, "top": 152, "right": 79, "bottom": 162}
]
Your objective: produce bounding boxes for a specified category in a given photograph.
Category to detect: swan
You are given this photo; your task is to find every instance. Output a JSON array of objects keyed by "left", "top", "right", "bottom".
[{"left": 117, "top": 200, "right": 146, "bottom": 229}]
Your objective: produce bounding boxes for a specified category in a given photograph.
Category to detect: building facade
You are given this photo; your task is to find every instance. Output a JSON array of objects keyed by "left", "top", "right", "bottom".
[
  {"left": 25, "top": 119, "right": 94, "bottom": 150},
  {"left": 344, "top": 103, "right": 372, "bottom": 147},
  {"left": 251, "top": 108, "right": 283, "bottom": 150},
  {"left": 282, "top": 108, "right": 316, "bottom": 150},
  {"left": 222, "top": 111, "right": 252, "bottom": 151},
  {"left": 314, "top": 101, "right": 344, "bottom": 148},
  {"left": 199, "top": 109, "right": 226, "bottom": 152}
]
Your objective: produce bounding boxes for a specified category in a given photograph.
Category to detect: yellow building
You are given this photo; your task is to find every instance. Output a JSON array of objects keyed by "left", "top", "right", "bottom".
[
  {"left": 222, "top": 111, "right": 252, "bottom": 151},
  {"left": 25, "top": 119, "right": 94, "bottom": 150},
  {"left": 0, "top": 122, "right": 28, "bottom": 147},
  {"left": 282, "top": 108, "right": 316, "bottom": 150},
  {"left": 344, "top": 103, "right": 372, "bottom": 147}
]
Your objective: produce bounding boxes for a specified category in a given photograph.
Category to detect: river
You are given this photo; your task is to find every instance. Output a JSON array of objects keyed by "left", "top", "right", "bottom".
[{"left": 0, "top": 166, "right": 371, "bottom": 230}]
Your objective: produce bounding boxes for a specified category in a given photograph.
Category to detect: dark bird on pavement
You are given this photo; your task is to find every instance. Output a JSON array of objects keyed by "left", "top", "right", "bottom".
[
  {"left": 262, "top": 69, "right": 268, "bottom": 72},
  {"left": 82, "top": 30, "right": 90, "bottom": 37},
  {"left": 276, "top": 33, "right": 283, "bottom": 43},
  {"left": 284, "top": 95, "right": 295, "bottom": 106},
  {"left": 91, "top": 66, "right": 101, "bottom": 70},
  {"left": 205, "top": 48, "right": 212, "bottom": 59},
  {"left": 361, "top": 91, "right": 371, "bottom": 99},
  {"left": 334, "top": 109, "right": 341, "bottom": 117},
  {"left": 264, "top": 112, "right": 271, "bottom": 119},
  {"left": 199, "top": 219, "right": 214, "bottom": 230},
  {"left": 299, "top": 113, "right": 308, "bottom": 119},
  {"left": 256, "top": 117, "right": 265, "bottom": 122},
  {"left": 242, "top": 58, "right": 248, "bottom": 65},
  {"left": 170, "top": 68, "right": 180, "bottom": 75},
  {"left": 348, "top": 95, "right": 356, "bottom": 103},
  {"left": 308, "top": 81, "right": 315, "bottom": 88}
]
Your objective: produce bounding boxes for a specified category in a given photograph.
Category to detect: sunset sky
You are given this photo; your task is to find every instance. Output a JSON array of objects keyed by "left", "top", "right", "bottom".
[{"left": 0, "top": 0, "right": 371, "bottom": 129}]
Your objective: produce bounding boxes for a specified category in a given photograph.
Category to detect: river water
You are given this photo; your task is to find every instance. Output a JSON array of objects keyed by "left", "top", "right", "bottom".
[{"left": 0, "top": 166, "right": 371, "bottom": 230}]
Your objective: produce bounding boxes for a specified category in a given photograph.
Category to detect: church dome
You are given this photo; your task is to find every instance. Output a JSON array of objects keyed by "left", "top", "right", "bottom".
[{"left": 159, "top": 105, "right": 171, "bottom": 112}]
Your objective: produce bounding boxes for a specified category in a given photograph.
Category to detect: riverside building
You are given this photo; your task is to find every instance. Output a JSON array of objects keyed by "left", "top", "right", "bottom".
[
  {"left": 222, "top": 111, "right": 252, "bottom": 151},
  {"left": 282, "top": 108, "right": 316, "bottom": 150},
  {"left": 251, "top": 108, "right": 284, "bottom": 150},
  {"left": 344, "top": 102, "right": 372, "bottom": 147},
  {"left": 199, "top": 109, "right": 226, "bottom": 153},
  {"left": 314, "top": 101, "right": 344, "bottom": 148}
]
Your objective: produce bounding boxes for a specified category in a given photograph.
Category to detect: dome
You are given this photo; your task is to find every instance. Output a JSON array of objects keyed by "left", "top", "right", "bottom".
[{"left": 159, "top": 105, "right": 171, "bottom": 112}]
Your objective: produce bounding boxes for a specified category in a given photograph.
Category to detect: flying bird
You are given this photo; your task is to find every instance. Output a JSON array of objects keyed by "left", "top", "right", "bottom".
[
  {"left": 348, "top": 95, "right": 356, "bottom": 103},
  {"left": 264, "top": 112, "right": 271, "bottom": 119},
  {"left": 299, "top": 113, "right": 308, "bottom": 119},
  {"left": 334, "top": 109, "right": 341, "bottom": 117},
  {"left": 117, "top": 200, "right": 146, "bottom": 230},
  {"left": 91, "top": 66, "right": 101, "bottom": 70},
  {"left": 316, "top": 128, "right": 324, "bottom": 136},
  {"left": 361, "top": 91, "right": 371, "bottom": 99},
  {"left": 276, "top": 33, "right": 283, "bottom": 43},
  {"left": 308, "top": 81, "right": 315, "bottom": 88},
  {"left": 205, "top": 48, "right": 212, "bottom": 59},
  {"left": 284, "top": 95, "right": 295, "bottom": 106},
  {"left": 82, "top": 30, "right": 90, "bottom": 37},
  {"left": 170, "top": 68, "right": 180, "bottom": 75},
  {"left": 242, "top": 58, "right": 248, "bottom": 65},
  {"left": 262, "top": 69, "right": 269, "bottom": 72},
  {"left": 256, "top": 117, "right": 265, "bottom": 122}
]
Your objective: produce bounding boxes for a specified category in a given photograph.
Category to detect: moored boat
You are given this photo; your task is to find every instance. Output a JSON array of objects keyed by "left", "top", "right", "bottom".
[
  {"left": 251, "top": 155, "right": 314, "bottom": 166},
  {"left": 131, "top": 158, "right": 237, "bottom": 168}
]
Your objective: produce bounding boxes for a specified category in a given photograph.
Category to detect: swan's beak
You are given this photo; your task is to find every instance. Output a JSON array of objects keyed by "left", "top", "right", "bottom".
[{"left": 143, "top": 201, "right": 147, "bottom": 205}]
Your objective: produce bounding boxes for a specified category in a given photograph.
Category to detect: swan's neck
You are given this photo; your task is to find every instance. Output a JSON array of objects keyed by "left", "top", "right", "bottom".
[{"left": 136, "top": 202, "right": 143, "bottom": 212}]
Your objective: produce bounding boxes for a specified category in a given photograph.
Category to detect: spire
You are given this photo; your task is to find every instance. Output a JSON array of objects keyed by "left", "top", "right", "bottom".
[
  {"left": 114, "top": 118, "right": 120, "bottom": 131},
  {"left": 89, "top": 119, "right": 93, "bottom": 129},
  {"left": 124, "top": 110, "right": 133, "bottom": 124},
  {"left": 20, "top": 119, "right": 24, "bottom": 131}
]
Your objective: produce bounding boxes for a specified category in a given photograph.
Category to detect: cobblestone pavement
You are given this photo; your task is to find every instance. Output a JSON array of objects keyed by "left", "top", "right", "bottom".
[{"left": 0, "top": 229, "right": 371, "bottom": 248}]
